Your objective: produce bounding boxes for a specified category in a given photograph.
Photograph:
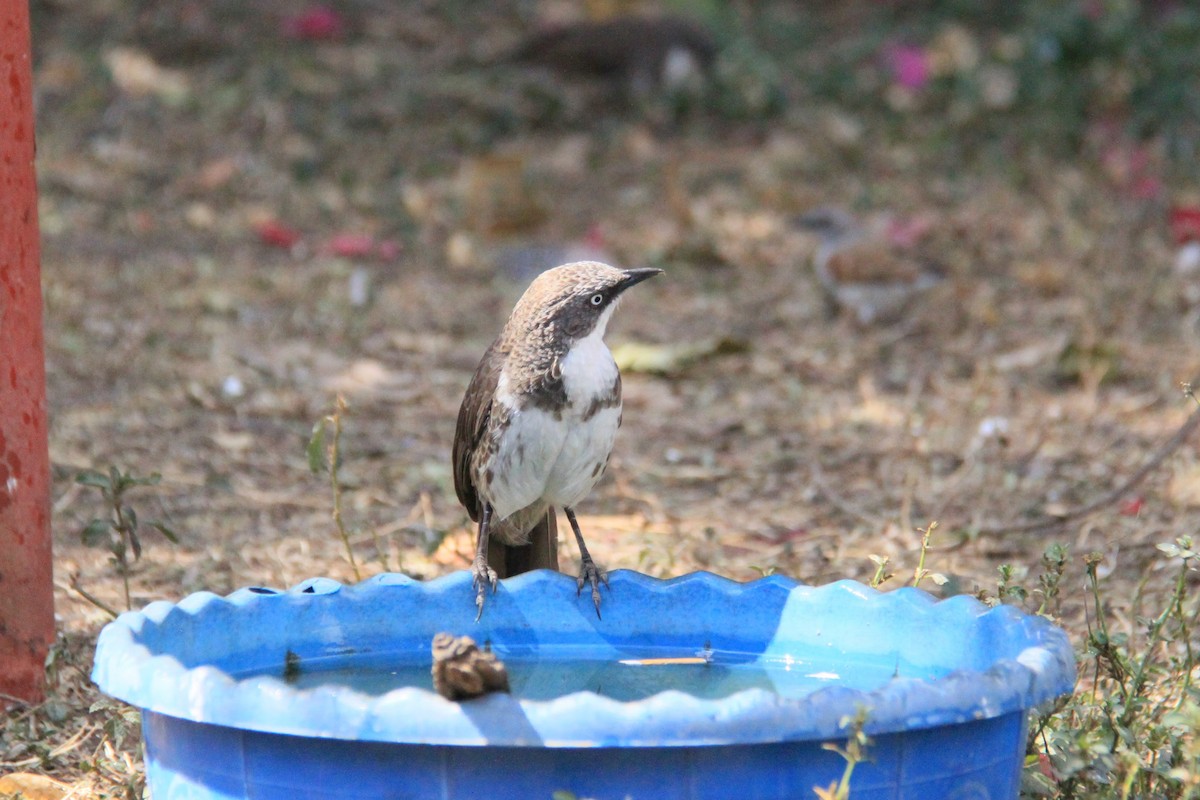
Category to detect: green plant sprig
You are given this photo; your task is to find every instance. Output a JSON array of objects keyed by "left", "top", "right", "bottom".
[
  {"left": 308, "top": 395, "right": 362, "bottom": 581},
  {"left": 814, "top": 706, "right": 872, "bottom": 800},
  {"left": 76, "top": 466, "right": 178, "bottom": 612}
]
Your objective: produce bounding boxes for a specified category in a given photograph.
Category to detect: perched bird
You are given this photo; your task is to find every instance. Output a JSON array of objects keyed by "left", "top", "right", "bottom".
[
  {"left": 453, "top": 261, "right": 661, "bottom": 618},
  {"left": 512, "top": 15, "right": 717, "bottom": 96},
  {"left": 794, "top": 207, "right": 946, "bottom": 326}
]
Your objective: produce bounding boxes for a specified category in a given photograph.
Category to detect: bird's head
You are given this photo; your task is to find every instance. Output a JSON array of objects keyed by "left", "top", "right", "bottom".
[
  {"left": 512, "top": 261, "right": 662, "bottom": 341},
  {"left": 793, "top": 207, "right": 859, "bottom": 243}
]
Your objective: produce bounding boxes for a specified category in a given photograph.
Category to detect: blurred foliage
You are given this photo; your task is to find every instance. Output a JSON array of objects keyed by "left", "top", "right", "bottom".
[
  {"left": 880, "top": 532, "right": 1200, "bottom": 799},
  {"left": 800, "top": 0, "right": 1200, "bottom": 167},
  {"left": 1021, "top": 538, "right": 1200, "bottom": 799}
]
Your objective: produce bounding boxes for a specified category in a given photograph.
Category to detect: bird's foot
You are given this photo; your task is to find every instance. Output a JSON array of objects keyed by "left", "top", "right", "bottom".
[
  {"left": 472, "top": 557, "right": 498, "bottom": 621},
  {"left": 576, "top": 556, "right": 609, "bottom": 619}
]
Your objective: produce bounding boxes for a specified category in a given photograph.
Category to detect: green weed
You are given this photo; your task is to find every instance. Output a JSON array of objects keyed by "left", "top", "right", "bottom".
[{"left": 75, "top": 466, "right": 178, "bottom": 612}]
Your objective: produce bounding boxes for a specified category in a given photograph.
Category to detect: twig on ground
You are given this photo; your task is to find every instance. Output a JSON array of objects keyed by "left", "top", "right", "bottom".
[
  {"left": 971, "top": 389, "right": 1200, "bottom": 536},
  {"left": 810, "top": 461, "right": 888, "bottom": 528},
  {"left": 0, "top": 692, "right": 33, "bottom": 709},
  {"left": 49, "top": 723, "right": 99, "bottom": 759},
  {"left": 64, "top": 574, "right": 120, "bottom": 619}
]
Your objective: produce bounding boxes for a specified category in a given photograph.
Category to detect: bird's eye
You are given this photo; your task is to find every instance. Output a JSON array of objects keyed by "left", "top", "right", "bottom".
[{"left": 589, "top": 293, "right": 604, "bottom": 306}]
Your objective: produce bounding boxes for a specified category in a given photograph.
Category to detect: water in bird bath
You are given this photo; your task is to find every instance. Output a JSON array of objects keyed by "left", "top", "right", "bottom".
[{"left": 243, "top": 646, "right": 944, "bottom": 702}]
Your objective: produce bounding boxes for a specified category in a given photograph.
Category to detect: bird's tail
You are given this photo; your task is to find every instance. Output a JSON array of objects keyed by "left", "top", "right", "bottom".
[{"left": 487, "top": 510, "right": 560, "bottom": 578}]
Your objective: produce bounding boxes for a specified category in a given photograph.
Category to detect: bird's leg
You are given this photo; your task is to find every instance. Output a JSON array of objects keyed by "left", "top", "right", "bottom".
[
  {"left": 472, "top": 504, "right": 498, "bottom": 620},
  {"left": 564, "top": 507, "right": 607, "bottom": 618}
]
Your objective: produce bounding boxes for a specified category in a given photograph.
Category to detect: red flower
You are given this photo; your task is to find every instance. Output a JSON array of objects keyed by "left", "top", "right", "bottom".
[
  {"left": 1118, "top": 496, "right": 1145, "bottom": 517},
  {"left": 1170, "top": 207, "right": 1200, "bottom": 244},
  {"left": 256, "top": 220, "right": 302, "bottom": 249},
  {"left": 1038, "top": 753, "right": 1058, "bottom": 782}
]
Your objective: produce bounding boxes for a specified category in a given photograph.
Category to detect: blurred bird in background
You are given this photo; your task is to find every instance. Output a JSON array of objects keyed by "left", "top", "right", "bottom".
[
  {"left": 794, "top": 207, "right": 947, "bottom": 326},
  {"left": 511, "top": 14, "right": 717, "bottom": 97}
]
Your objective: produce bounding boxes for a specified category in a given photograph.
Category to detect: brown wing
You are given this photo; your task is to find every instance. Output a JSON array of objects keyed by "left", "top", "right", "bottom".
[
  {"left": 824, "top": 241, "right": 924, "bottom": 285},
  {"left": 452, "top": 341, "right": 503, "bottom": 522}
]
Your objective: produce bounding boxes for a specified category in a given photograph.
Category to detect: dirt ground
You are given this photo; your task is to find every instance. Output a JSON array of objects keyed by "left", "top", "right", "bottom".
[{"left": 6, "top": 0, "right": 1200, "bottom": 796}]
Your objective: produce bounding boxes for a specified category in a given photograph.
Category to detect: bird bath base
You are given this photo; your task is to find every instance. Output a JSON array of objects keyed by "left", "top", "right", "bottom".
[{"left": 92, "top": 570, "right": 1075, "bottom": 800}]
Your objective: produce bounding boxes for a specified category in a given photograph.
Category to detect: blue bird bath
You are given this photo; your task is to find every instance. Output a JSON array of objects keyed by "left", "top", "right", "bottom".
[{"left": 92, "top": 570, "right": 1075, "bottom": 800}]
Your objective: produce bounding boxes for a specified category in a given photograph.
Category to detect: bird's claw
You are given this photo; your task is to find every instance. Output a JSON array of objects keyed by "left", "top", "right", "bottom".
[
  {"left": 472, "top": 559, "right": 498, "bottom": 621},
  {"left": 471, "top": 564, "right": 498, "bottom": 592},
  {"left": 576, "top": 557, "right": 607, "bottom": 619}
]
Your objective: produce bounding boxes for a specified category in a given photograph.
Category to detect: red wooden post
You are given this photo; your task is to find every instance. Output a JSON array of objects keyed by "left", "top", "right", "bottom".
[{"left": 0, "top": 0, "right": 54, "bottom": 707}]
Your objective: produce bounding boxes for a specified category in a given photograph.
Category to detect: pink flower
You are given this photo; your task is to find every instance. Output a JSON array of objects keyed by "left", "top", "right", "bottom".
[
  {"left": 376, "top": 239, "right": 402, "bottom": 261},
  {"left": 885, "top": 215, "right": 934, "bottom": 248},
  {"left": 1102, "top": 142, "right": 1163, "bottom": 201},
  {"left": 283, "top": 6, "right": 344, "bottom": 41},
  {"left": 320, "top": 233, "right": 404, "bottom": 261},
  {"left": 326, "top": 233, "right": 376, "bottom": 258},
  {"left": 1130, "top": 176, "right": 1163, "bottom": 201},
  {"left": 888, "top": 45, "right": 930, "bottom": 91}
]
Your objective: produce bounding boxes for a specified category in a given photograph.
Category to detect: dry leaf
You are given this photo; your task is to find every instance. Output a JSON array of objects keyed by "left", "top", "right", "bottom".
[
  {"left": 103, "top": 47, "right": 188, "bottom": 103},
  {"left": 323, "top": 359, "right": 399, "bottom": 395},
  {"left": 1014, "top": 259, "right": 1070, "bottom": 296},
  {"left": 1168, "top": 464, "right": 1200, "bottom": 508},
  {"left": 212, "top": 430, "right": 254, "bottom": 453},
  {"left": 459, "top": 154, "right": 545, "bottom": 235},
  {"left": 0, "top": 772, "right": 70, "bottom": 800},
  {"left": 612, "top": 337, "right": 748, "bottom": 376}
]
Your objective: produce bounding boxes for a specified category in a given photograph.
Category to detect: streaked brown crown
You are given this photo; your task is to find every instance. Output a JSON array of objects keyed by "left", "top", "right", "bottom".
[
  {"left": 504, "top": 261, "right": 658, "bottom": 343},
  {"left": 494, "top": 261, "right": 659, "bottom": 398}
]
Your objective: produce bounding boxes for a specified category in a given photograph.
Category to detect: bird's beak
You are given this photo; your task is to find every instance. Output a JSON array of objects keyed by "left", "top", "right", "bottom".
[{"left": 617, "top": 268, "right": 663, "bottom": 292}]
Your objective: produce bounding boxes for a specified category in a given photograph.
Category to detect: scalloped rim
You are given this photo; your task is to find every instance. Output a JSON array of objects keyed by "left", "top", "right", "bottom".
[{"left": 92, "top": 570, "right": 1075, "bottom": 747}]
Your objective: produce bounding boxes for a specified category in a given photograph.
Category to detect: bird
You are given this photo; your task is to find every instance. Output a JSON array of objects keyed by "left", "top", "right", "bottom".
[
  {"left": 511, "top": 15, "right": 717, "bottom": 97},
  {"left": 453, "top": 261, "right": 662, "bottom": 619},
  {"left": 793, "top": 207, "right": 946, "bottom": 326}
]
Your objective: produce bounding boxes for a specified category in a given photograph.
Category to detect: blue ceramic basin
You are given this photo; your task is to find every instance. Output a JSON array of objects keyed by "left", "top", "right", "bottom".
[{"left": 92, "top": 570, "right": 1075, "bottom": 800}]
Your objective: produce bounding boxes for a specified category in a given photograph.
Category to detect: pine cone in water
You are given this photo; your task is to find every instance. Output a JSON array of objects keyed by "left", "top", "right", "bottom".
[{"left": 431, "top": 633, "right": 510, "bottom": 701}]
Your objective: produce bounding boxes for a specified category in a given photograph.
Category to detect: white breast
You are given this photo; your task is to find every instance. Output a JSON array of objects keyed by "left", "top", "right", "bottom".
[
  {"left": 543, "top": 404, "right": 621, "bottom": 508},
  {"left": 486, "top": 404, "right": 567, "bottom": 520},
  {"left": 485, "top": 306, "right": 622, "bottom": 520}
]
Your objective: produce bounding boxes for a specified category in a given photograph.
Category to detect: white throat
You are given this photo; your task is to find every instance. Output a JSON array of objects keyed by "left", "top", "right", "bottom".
[
  {"left": 591, "top": 302, "right": 618, "bottom": 340},
  {"left": 559, "top": 302, "right": 619, "bottom": 406}
]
